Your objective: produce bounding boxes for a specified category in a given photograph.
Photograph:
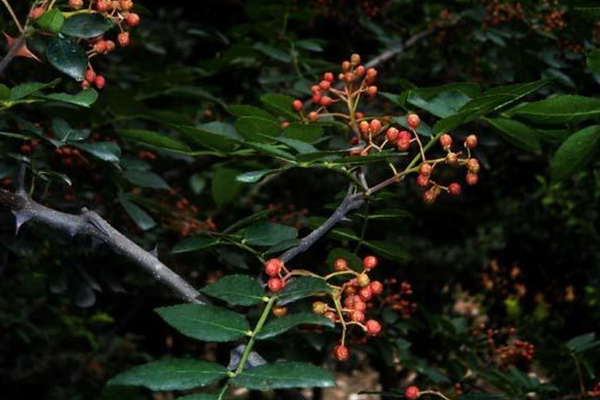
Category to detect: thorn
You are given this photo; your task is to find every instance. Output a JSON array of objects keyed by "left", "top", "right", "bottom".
[
  {"left": 3, "top": 33, "right": 41, "bottom": 62},
  {"left": 150, "top": 246, "right": 158, "bottom": 258},
  {"left": 12, "top": 210, "right": 32, "bottom": 235}
]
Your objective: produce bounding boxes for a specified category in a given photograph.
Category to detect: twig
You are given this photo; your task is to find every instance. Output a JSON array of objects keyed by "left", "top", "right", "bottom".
[{"left": 0, "top": 34, "right": 24, "bottom": 76}]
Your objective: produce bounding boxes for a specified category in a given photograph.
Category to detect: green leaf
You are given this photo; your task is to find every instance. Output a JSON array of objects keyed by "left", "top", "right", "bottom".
[
  {"left": 485, "top": 118, "right": 541, "bottom": 153},
  {"left": 117, "top": 129, "right": 190, "bottom": 152},
  {"left": 41, "top": 89, "right": 98, "bottom": 107},
  {"left": 514, "top": 95, "right": 600, "bottom": 125},
  {"left": 567, "top": 333, "right": 600, "bottom": 353},
  {"left": 244, "top": 221, "right": 298, "bottom": 246},
  {"left": 74, "top": 142, "right": 121, "bottom": 164},
  {"left": 261, "top": 93, "right": 300, "bottom": 120},
  {"left": 242, "top": 142, "right": 296, "bottom": 161},
  {"left": 46, "top": 37, "right": 87, "bottom": 81},
  {"left": 212, "top": 168, "right": 243, "bottom": 207},
  {"left": 276, "top": 137, "right": 317, "bottom": 154},
  {"left": 61, "top": 13, "right": 113, "bottom": 38},
  {"left": 236, "top": 169, "right": 280, "bottom": 183},
  {"left": 35, "top": 9, "right": 65, "bottom": 33},
  {"left": 256, "top": 312, "right": 334, "bottom": 340},
  {"left": 364, "top": 240, "right": 410, "bottom": 263},
  {"left": 124, "top": 170, "right": 170, "bottom": 190},
  {"left": 283, "top": 123, "right": 324, "bottom": 143},
  {"left": 231, "top": 362, "right": 335, "bottom": 389},
  {"left": 227, "top": 105, "right": 274, "bottom": 120},
  {"left": 177, "top": 123, "right": 241, "bottom": 152},
  {"left": 296, "top": 40, "right": 323, "bottom": 52},
  {"left": 108, "top": 359, "right": 228, "bottom": 391},
  {"left": 172, "top": 237, "right": 219, "bottom": 254},
  {"left": 120, "top": 199, "right": 156, "bottom": 231},
  {"left": 223, "top": 209, "right": 273, "bottom": 234},
  {"left": 155, "top": 304, "right": 250, "bottom": 342},
  {"left": 9, "top": 79, "right": 60, "bottom": 101},
  {"left": 201, "top": 275, "right": 265, "bottom": 306},
  {"left": 407, "top": 90, "right": 471, "bottom": 118},
  {"left": 278, "top": 277, "right": 331, "bottom": 305},
  {"left": 51, "top": 118, "right": 91, "bottom": 142},
  {"left": 358, "top": 209, "right": 412, "bottom": 220},
  {"left": 325, "top": 248, "right": 363, "bottom": 272},
  {"left": 253, "top": 42, "right": 291, "bottom": 62},
  {"left": 550, "top": 125, "right": 600, "bottom": 182},
  {"left": 235, "top": 116, "right": 281, "bottom": 143}
]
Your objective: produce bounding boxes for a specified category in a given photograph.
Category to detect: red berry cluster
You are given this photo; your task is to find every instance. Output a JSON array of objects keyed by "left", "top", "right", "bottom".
[
  {"left": 263, "top": 255, "right": 387, "bottom": 362},
  {"left": 19, "top": 139, "right": 41, "bottom": 156},
  {"left": 266, "top": 203, "right": 309, "bottom": 230},
  {"left": 587, "top": 383, "right": 600, "bottom": 398},
  {"left": 158, "top": 188, "right": 216, "bottom": 237},
  {"left": 54, "top": 146, "right": 85, "bottom": 167},
  {"left": 485, "top": 326, "right": 535, "bottom": 365},
  {"left": 381, "top": 278, "right": 416, "bottom": 318}
]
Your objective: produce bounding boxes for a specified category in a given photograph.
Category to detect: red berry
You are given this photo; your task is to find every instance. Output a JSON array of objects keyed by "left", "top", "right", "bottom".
[
  {"left": 334, "top": 258, "right": 348, "bottom": 271},
  {"left": 118, "top": 32, "right": 130, "bottom": 47},
  {"left": 416, "top": 174, "right": 430, "bottom": 188},
  {"left": 350, "top": 53, "right": 361, "bottom": 65},
  {"left": 308, "top": 111, "right": 319, "bottom": 121},
  {"left": 311, "top": 85, "right": 321, "bottom": 94},
  {"left": 85, "top": 69, "right": 96, "bottom": 83},
  {"left": 367, "top": 86, "right": 378, "bottom": 97},
  {"left": 467, "top": 158, "right": 480, "bottom": 173},
  {"left": 354, "top": 299, "right": 367, "bottom": 311},
  {"left": 342, "top": 60, "right": 351, "bottom": 71},
  {"left": 446, "top": 152, "right": 458, "bottom": 166},
  {"left": 94, "top": 40, "right": 108, "bottom": 54},
  {"left": 312, "top": 94, "right": 322, "bottom": 104},
  {"left": 324, "top": 311, "right": 336, "bottom": 322},
  {"left": 419, "top": 163, "right": 432, "bottom": 176},
  {"left": 397, "top": 138, "right": 411, "bottom": 152},
  {"left": 405, "top": 386, "right": 420, "bottom": 400},
  {"left": 319, "top": 80, "right": 331, "bottom": 90},
  {"left": 267, "top": 277, "right": 284, "bottom": 293},
  {"left": 366, "top": 68, "right": 377, "bottom": 79},
  {"left": 363, "top": 255, "right": 378, "bottom": 270},
  {"left": 20, "top": 144, "right": 32, "bottom": 155},
  {"left": 359, "top": 121, "right": 370, "bottom": 134},
  {"left": 69, "top": 0, "right": 84, "bottom": 8},
  {"left": 465, "top": 134, "right": 478, "bottom": 149},
  {"left": 407, "top": 113, "right": 420, "bottom": 129},
  {"left": 126, "top": 13, "right": 140, "bottom": 27},
  {"left": 344, "top": 72, "right": 355, "bottom": 83},
  {"left": 440, "top": 134, "right": 453, "bottom": 149},
  {"left": 448, "top": 182, "right": 461, "bottom": 195},
  {"left": 423, "top": 189, "right": 438, "bottom": 204},
  {"left": 365, "top": 319, "right": 382, "bottom": 336},
  {"left": 351, "top": 310, "right": 365, "bottom": 322},
  {"left": 370, "top": 280, "right": 383, "bottom": 295},
  {"left": 466, "top": 172, "right": 479, "bottom": 186},
  {"left": 264, "top": 258, "right": 283, "bottom": 277},
  {"left": 30, "top": 7, "right": 45, "bottom": 19},
  {"left": 386, "top": 127, "right": 399, "bottom": 143},
  {"left": 96, "top": 0, "right": 109, "bottom": 12},
  {"left": 355, "top": 65, "right": 366, "bottom": 76},
  {"left": 320, "top": 96, "right": 332, "bottom": 107},
  {"left": 323, "top": 72, "right": 334, "bottom": 83},
  {"left": 334, "top": 345, "right": 349, "bottom": 361},
  {"left": 369, "top": 119, "right": 382, "bottom": 133},
  {"left": 292, "top": 99, "right": 303, "bottom": 111},
  {"left": 106, "top": 40, "right": 116, "bottom": 51},
  {"left": 94, "top": 75, "right": 106, "bottom": 89},
  {"left": 281, "top": 121, "right": 290, "bottom": 128},
  {"left": 357, "top": 273, "right": 370, "bottom": 287},
  {"left": 272, "top": 306, "right": 288, "bottom": 318},
  {"left": 120, "top": 0, "right": 134, "bottom": 11},
  {"left": 359, "top": 287, "right": 372, "bottom": 301}
]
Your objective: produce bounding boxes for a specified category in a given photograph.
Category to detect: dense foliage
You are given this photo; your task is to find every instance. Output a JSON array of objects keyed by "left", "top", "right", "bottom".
[{"left": 1, "top": 1, "right": 600, "bottom": 400}]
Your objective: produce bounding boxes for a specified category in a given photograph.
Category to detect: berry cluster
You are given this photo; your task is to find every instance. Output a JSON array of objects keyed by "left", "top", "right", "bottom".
[
  {"left": 263, "top": 255, "right": 386, "bottom": 362},
  {"left": 485, "top": 326, "right": 535, "bottom": 365},
  {"left": 381, "top": 278, "right": 416, "bottom": 318},
  {"left": 31, "top": 0, "right": 141, "bottom": 89},
  {"left": 19, "top": 139, "right": 41, "bottom": 156},
  {"left": 157, "top": 188, "right": 216, "bottom": 237},
  {"left": 290, "top": 54, "right": 482, "bottom": 203}
]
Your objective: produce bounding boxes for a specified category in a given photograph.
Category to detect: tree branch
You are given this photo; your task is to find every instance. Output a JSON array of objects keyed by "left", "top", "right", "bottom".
[
  {"left": 0, "top": 34, "right": 23, "bottom": 76},
  {"left": 0, "top": 187, "right": 207, "bottom": 304}
]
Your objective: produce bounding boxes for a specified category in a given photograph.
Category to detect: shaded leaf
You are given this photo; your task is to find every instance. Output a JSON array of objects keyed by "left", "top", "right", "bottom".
[
  {"left": 172, "top": 237, "right": 219, "bottom": 254},
  {"left": 61, "top": 13, "right": 113, "bottom": 38},
  {"left": 486, "top": 118, "right": 541, "bottom": 153},
  {"left": 212, "top": 168, "right": 243, "bottom": 207},
  {"left": 46, "top": 37, "right": 87, "bottom": 81},
  {"left": 514, "top": 95, "right": 600, "bottom": 125},
  {"left": 201, "top": 275, "right": 265, "bottom": 306},
  {"left": 120, "top": 199, "right": 156, "bottom": 231},
  {"left": 231, "top": 362, "right": 335, "bottom": 389},
  {"left": 551, "top": 126, "right": 600, "bottom": 182},
  {"left": 123, "top": 170, "right": 170, "bottom": 190},
  {"left": 244, "top": 221, "right": 298, "bottom": 246},
  {"left": 256, "top": 312, "right": 334, "bottom": 340},
  {"left": 278, "top": 277, "right": 331, "bottom": 305},
  {"left": 118, "top": 129, "right": 190, "bottom": 152}
]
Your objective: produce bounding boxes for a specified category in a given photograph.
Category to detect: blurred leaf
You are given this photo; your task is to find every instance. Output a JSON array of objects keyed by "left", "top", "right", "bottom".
[
  {"left": 201, "top": 275, "right": 265, "bottom": 306},
  {"left": 261, "top": 93, "right": 300, "bottom": 120},
  {"left": 108, "top": 359, "right": 228, "bottom": 391},
  {"left": 486, "top": 118, "right": 541, "bottom": 153},
  {"left": 156, "top": 304, "right": 250, "bottom": 342},
  {"left": 9, "top": 79, "right": 60, "bottom": 101},
  {"left": 177, "top": 122, "right": 241, "bottom": 152},
  {"left": 231, "top": 362, "right": 335, "bottom": 389},
  {"left": 253, "top": 42, "right": 291, "bottom": 62},
  {"left": 550, "top": 125, "right": 600, "bottom": 182},
  {"left": 212, "top": 168, "right": 244, "bottom": 207},
  {"left": 123, "top": 170, "right": 170, "bottom": 190},
  {"left": 567, "top": 333, "right": 600, "bottom": 353},
  {"left": 236, "top": 169, "right": 280, "bottom": 183},
  {"left": 296, "top": 40, "right": 323, "bottom": 52},
  {"left": 278, "top": 277, "right": 331, "bottom": 306},
  {"left": 223, "top": 209, "right": 273, "bottom": 234},
  {"left": 120, "top": 199, "right": 156, "bottom": 231},
  {"left": 235, "top": 116, "right": 280, "bottom": 143},
  {"left": 61, "top": 13, "right": 113, "bottom": 38},
  {"left": 42, "top": 89, "right": 98, "bottom": 107},
  {"left": 283, "top": 123, "right": 324, "bottom": 143},
  {"left": 51, "top": 118, "right": 91, "bottom": 142},
  {"left": 364, "top": 240, "right": 410, "bottom": 263},
  {"left": 227, "top": 105, "right": 274, "bottom": 119},
  {"left": 118, "top": 129, "right": 190, "bottom": 152},
  {"left": 172, "top": 237, "right": 220, "bottom": 254},
  {"left": 244, "top": 221, "right": 298, "bottom": 246},
  {"left": 74, "top": 142, "right": 121, "bottom": 164}
]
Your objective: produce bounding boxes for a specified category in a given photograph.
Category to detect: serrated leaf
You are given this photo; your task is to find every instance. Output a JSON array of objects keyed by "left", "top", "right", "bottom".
[
  {"left": 124, "top": 170, "right": 170, "bottom": 190},
  {"left": 261, "top": 93, "right": 300, "bottom": 120},
  {"left": 256, "top": 312, "right": 334, "bottom": 340},
  {"left": 118, "top": 129, "right": 190, "bottom": 152},
  {"left": 283, "top": 123, "right": 324, "bottom": 143},
  {"left": 172, "top": 237, "right": 220, "bottom": 254},
  {"left": 9, "top": 79, "right": 60, "bottom": 101},
  {"left": 46, "top": 36, "right": 87, "bottom": 81},
  {"left": 235, "top": 116, "right": 281, "bottom": 143},
  {"left": 42, "top": 89, "right": 98, "bottom": 107},
  {"left": 231, "top": 362, "right": 335, "bottom": 389},
  {"left": 108, "top": 359, "right": 228, "bottom": 391},
  {"left": 486, "top": 118, "right": 541, "bottom": 153},
  {"left": 551, "top": 126, "right": 600, "bottom": 182},
  {"left": 201, "top": 275, "right": 265, "bottom": 306},
  {"left": 120, "top": 199, "right": 156, "bottom": 231},
  {"left": 514, "top": 95, "right": 600, "bottom": 125},
  {"left": 61, "top": 13, "right": 113, "bottom": 38},
  {"left": 156, "top": 304, "right": 250, "bottom": 342},
  {"left": 244, "top": 221, "right": 298, "bottom": 246},
  {"left": 212, "top": 168, "right": 243, "bottom": 207},
  {"left": 278, "top": 277, "right": 331, "bottom": 305}
]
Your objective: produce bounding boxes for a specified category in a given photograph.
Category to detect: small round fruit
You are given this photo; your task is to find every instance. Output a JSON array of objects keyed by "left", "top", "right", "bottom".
[
  {"left": 366, "top": 68, "right": 377, "bottom": 79},
  {"left": 386, "top": 127, "right": 399, "bottom": 143},
  {"left": 363, "top": 255, "right": 378, "bottom": 270},
  {"left": 398, "top": 130, "right": 411, "bottom": 141},
  {"left": 445, "top": 152, "right": 458, "bottom": 166},
  {"left": 466, "top": 172, "right": 479, "bottom": 186},
  {"left": 423, "top": 189, "right": 438, "bottom": 204},
  {"left": 308, "top": 111, "right": 319, "bottom": 121},
  {"left": 272, "top": 306, "right": 288, "bottom": 318},
  {"left": 334, "top": 345, "right": 349, "bottom": 361},
  {"left": 448, "top": 182, "right": 461, "bottom": 195},
  {"left": 419, "top": 163, "right": 432, "bottom": 176},
  {"left": 354, "top": 299, "right": 367, "bottom": 311},
  {"left": 319, "top": 80, "right": 331, "bottom": 90},
  {"left": 323, "top": 72, "right": 334, "bottom": 82},
  {"left": 292, "top": 99, "right": 303, "bottom": 111},
  {"left": 126, "top": 13, "right": 140, "bottom": 27},
  {"left": 85, "top": 69, "right": 96, "bottom": 83},
  {"left": 333, "top": 258, "right": 349, "bottom": 271},
  {"left": 416, "top": 174, "right": 430, "bottom": 188},
  {"left": 359, "top": 120, "right": 370, "bottom": 134},
  {"left": 94, "top": 75, "right": 106, "bottom": 89},
  {"left": 350, "top": 53, "right": 361, "bottom": 65},
  {"left": 359, "top": 287, "right": 372, "bottom": 301},
  {"left": 440, "top": 134, "right": 453, "bottom": 149},
  {"left": 465, "top": 134, "right": 478, "bottom": 149},
  {"left": 407, "top": 113, "right": 420, "bottom": 129},
  {"left": 366, "top": 319, "right": 382, "bottom": 336},
  {"left": 370, "top": 281, "right": 384, "bottom": 295},
  {"left": 118, "top": 32, "right": 130, "bottom": 47},
  {"left": 264, "top": 258, "right": 283, "bottom": 277},
  {"left": 357, "top": 273, "right": 370, "bottom": 287},
  {"left": 367, "top": 86, "right": 378, "bottom": 97},
  {"left": 369, "top": 119, "right": 382, "bottom": 133},
  {"left": 324, "top": 311, "right": 336, "bottom": 322},
  {"left": 355, "top": 65, "right": 366, "bottom": 76},
  {"left": 351, "top": 310, "right": 365, "bottom": 322},
  {"left": 342, "top": 60, "right": 351, "bottom": 71},
  {"left": 312, "top": 301, "right": 328, "bottom": 315},
  {"left": 405, "top": 386, "right": 421, "bottom": 400},
  {"left": 467, "top": 158, "right": 480, "bottom": 173},
  {"left": 320, "top": 96, "right": 333, "bottom": 107},
  {"left": 267, "top": 277, "right": 285, "bottom": 293}
]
